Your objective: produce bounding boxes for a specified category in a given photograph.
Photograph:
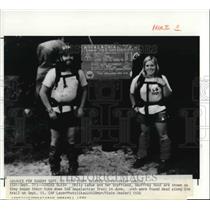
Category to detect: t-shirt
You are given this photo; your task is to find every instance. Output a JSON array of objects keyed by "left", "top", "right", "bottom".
[
  {"left": 130, "top": 74, "right": 172, "bottom": 115},
  {"left": 42, "top": 68, "right": 88, "bottom": 103}
]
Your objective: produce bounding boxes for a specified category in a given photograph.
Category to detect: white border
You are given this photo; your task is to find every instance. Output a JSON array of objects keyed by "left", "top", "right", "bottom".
[
  {"left": 0, "top": 0, "right": 210, "bottom": 9},
  {"left": 0, "top": 10, "right": 208, "bottom": 36},
  {"left": 0, "top": 10, "right": 209, "bottom": 201}
]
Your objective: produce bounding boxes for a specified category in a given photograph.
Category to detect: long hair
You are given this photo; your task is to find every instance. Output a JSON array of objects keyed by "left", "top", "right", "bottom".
[
  {"left": 141, "top": 55, "right": 160, "bottom": 77},
  {"left": 136, "top": 55, "right": 161, "bottom": 91}
]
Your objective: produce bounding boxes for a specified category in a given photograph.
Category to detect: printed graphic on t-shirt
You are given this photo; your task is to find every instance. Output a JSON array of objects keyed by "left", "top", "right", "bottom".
[
  {"left": 140, "top": 83, "right": 162, "bottom": 102},
  {"left": 149, "top": 84, "right": 161, "bottom": 96}
]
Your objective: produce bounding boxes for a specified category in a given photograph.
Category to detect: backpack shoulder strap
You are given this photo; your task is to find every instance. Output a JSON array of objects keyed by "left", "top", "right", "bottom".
[
  {"left": 54, "top": 65, "right": 61, "bottom": 88},
  {"left": 133, "top": 73, "right": 145, "bottom": 107},
  {"left": 136, "top": 73, "right": 145, "bottom": 90},
  {"left": 75, "top": 70, "right": 81, "bottom": 86},
  {"left": 160, "top": 75, "right": 165, "bottom": 100}
]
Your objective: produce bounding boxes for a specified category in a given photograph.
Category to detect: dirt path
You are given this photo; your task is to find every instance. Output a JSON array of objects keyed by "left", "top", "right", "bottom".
[{"left": 5, "top": 146, "right": 159, "bottom": 176}]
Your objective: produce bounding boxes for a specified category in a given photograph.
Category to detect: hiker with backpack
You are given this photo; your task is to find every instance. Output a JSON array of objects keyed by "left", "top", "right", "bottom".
[
  {"left": 39, "top": 45, "right": 88, "bottom": 175},
  {"left": 130, "top": 55, "right": 172, "bottom": 173},
  {"left": 24, "top": 39, "right": 66, "bottom": 117}
]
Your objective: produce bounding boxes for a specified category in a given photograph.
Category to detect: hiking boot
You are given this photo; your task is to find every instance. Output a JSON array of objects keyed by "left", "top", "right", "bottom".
[
  {"left": 49, "top": 146, "right": 61, "bottom": 176},
  {"left": 133, "top": 158, "right": 147, "bottom": 168},
  {"left": 157, "top": 160, "right": 170, "bottom": 174},
  {"left": 51, "top": 171, "right": 61, "bottom": 176},
  {"left": 68, "top": 161, "right": 79, "bottom": 176}
]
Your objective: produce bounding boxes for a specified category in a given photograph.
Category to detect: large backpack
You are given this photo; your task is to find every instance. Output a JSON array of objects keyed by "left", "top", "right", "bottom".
[
  {"left": 33, "top": 40, "right": 83, "bottom": 115},
  {"left": 35, "top": 40, "right": 66, "bottom": 98}
]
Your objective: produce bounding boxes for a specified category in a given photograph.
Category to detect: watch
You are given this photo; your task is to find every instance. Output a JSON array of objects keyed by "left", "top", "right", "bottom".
[
  {"left": 132, "top": 104, "right": 137, "bottom": 109},
  {"left": 47, "top": 108, "right": 54, "bottom": 114}
]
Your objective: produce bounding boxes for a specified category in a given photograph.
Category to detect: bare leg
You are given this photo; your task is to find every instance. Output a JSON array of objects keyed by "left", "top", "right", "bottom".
[
  {"left": 155, "top": 122, "right": 171, "bottom": 173},
  {"left": 66, "top": 127, "right": 79, "bottom": 145},
  {"left": 133, "top": 123, "right": 150, "bottom": 168},
  {"left": 136, "top": 123, "right": 150, "bottom": 159},
  {"left": 155, "top": 122, "right": 171, "bottom": 160},
  {"left": 50, "top": 129, "right": 60, "bottom": 147}
]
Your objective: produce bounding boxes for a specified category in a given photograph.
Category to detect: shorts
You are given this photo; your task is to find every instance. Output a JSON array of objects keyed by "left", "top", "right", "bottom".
[
  {"left": 136, "top": 110, "right": 169, "bottom": 125},
  {"left": 49, "top": 111, "right": 80, "bottom": 130}
]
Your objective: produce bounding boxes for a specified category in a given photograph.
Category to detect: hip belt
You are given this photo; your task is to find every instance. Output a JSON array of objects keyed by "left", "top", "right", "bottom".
[
  {"left": 50, "top": 97, "right": 77, "bottom": 113},
  {"left": 52, "top": 105, "right": 77, "bottom": 113}
]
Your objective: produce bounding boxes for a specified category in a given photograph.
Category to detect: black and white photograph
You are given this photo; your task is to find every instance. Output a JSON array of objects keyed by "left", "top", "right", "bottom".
[{"left": 4, "top": 36, "right": 199, "bottom": 178}]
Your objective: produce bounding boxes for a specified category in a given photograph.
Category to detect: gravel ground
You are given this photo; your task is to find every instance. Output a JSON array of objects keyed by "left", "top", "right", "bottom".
[{"left": 5, "top": 146, "right": 159, "bottom": 176}]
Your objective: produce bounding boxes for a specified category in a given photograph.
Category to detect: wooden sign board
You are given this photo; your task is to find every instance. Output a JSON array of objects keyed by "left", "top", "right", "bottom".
[{"left": 81, "top": 45, "right": 140, "bottom": 79}]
